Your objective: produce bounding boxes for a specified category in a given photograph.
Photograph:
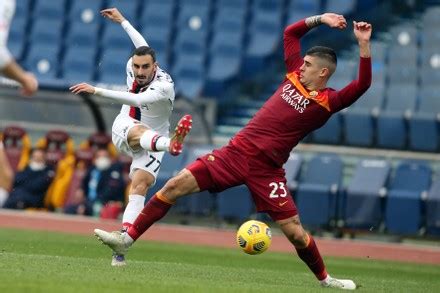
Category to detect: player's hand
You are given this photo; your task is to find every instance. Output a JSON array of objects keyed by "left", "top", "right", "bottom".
[
  {"left": 100, "top": 8, "right": 125, "bottom": 23},
  {"left": 353, "top": 21, "right": 372, "bottom": 43},
  {"left": 70, "top": 83, "right": 96, "bottom": 95},
  {"left": 20, "top": 72, "right": 38, "bottom": 96},
  {"left": 321, "top": 13, "right": 347, "bottom": 29}
]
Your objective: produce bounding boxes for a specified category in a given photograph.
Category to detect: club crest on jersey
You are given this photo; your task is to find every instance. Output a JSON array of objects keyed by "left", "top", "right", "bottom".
[{"left": 280, "top": 83, "right": 310, "bottom": 113}]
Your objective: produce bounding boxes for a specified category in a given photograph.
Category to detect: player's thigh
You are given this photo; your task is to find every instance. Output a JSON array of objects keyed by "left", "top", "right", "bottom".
[
  {"left": 111, "top": 114, "right": 145, "bottom": 154},
  {"left": 245, "top": 167, "right": 297, "bottom": 219},
  {"left": 160, "top": 168, "right": 201, "bottom": 201}
]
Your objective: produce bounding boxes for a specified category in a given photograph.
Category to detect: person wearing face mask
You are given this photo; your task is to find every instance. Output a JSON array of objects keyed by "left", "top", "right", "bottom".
[
  {"left": 3, "top": 147, "right": 54, "bottom": 209},
  {"left": 64, "top": 148, "right": 126, "bottom": 217}
]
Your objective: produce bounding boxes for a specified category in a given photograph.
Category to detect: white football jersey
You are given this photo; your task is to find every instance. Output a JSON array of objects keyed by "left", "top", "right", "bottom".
[
  {"left": 0, "top": 0, "right": 15, "bottom": 69},
  {"left": 119, "top": 58, "right": 175, "bottom": 136}
]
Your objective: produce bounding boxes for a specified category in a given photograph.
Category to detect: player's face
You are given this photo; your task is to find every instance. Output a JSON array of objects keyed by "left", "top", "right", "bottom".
[
  {"left": 132, "top": 54, "right": 157, "bottom": 86},
  {"left": 299, "top": 55, "right": 323, "bottom": 89}
]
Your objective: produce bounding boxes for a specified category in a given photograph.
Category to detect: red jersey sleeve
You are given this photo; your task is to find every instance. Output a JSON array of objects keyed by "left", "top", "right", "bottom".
[
  {"left": 283, "top": 19, "right": 311, "bottom": 73},
  {"left": 329, "top": 57, "right": 372, "bottom": 112}
]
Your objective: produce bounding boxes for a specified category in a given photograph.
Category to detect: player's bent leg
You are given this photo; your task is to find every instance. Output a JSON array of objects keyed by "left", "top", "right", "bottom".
[
  {"left": 277, "top": 216, "right": 356, "bottom": 290},
  {"left": 159, "top": 168, "right": 201, "bottom": 202}
]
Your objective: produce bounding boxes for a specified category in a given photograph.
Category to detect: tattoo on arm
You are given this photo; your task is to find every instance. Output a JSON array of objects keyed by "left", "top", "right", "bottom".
[{"left": 305, "top": 15, "right": 322, "bottom": 28}]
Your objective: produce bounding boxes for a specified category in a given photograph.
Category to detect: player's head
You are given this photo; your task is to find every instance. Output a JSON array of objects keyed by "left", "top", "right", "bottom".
[
  {"left": 300, "top": 46, "right": 337, "bottom": 89},
  {"left": 131, "top": 46, "right": 157, "bottom": 86}
]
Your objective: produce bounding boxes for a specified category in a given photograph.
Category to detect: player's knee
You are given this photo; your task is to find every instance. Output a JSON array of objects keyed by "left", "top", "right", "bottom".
[
  {"left": 161, "top": 171, "right": 196, "bottom": 200},
  {"left": 279, "top": 216, "right": 309, "bottom": 248}
]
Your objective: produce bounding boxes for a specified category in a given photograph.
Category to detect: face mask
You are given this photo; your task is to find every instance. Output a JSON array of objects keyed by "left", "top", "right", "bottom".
[
  {"left": 29, "top": 162, "right": 46, "bottom": 171},
  {"left": 95, "top": 157, "right": 111, "bottom": 171}
]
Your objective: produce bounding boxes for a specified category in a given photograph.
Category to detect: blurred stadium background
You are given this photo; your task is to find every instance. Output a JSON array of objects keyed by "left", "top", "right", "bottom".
[{"left": 0, "top": 0, "right": 440, "bottom": 242}]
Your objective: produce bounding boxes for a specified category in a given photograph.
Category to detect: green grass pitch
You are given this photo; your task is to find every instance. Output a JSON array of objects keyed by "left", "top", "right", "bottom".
[{"left": 0, "top": 229, "right": 438, "bottom": 292}]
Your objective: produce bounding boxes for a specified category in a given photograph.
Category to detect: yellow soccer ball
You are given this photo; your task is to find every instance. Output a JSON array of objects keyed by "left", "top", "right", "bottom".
[{"left": 236, "top": 220, "right": 272, "bottom": 255}]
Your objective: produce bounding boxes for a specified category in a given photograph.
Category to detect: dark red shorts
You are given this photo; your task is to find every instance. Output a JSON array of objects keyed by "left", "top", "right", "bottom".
[{"left": 186, "top": 138, "right": 297, "bottom": 221}]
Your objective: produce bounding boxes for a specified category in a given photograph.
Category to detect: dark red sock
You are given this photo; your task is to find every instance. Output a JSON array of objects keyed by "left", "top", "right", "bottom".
[
  {"left": 295, "top": 235, "right": 328, "bottom": 281},
  {"left": 127, "top": 194, "right": 172, "bottom": 241},
  {"left": 122, "top": 222, "right": 132, "bottom": 232}
]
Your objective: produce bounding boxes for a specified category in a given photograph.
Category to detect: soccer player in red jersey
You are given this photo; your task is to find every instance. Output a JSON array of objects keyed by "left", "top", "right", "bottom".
[{"left": 95, "top": 13, "right": 372, "bottom": 290}]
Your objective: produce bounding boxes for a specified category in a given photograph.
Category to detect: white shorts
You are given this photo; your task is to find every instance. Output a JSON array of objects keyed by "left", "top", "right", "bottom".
[{"left": 112, "top": 114, "right": 164, "bottom": 183}]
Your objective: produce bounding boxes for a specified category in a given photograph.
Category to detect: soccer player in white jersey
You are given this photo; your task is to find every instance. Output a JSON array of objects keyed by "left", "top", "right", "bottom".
[
  {"left": 70, "top": 8, "right": 192, "bottom": 266},
  {"left": 0, "top": 0, "right": 38, "bottom": 95}
]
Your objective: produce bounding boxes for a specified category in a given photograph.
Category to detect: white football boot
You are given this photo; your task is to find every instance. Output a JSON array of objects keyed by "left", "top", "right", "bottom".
[
  {"left": 94, "top": 229, "right": 130, "bottom": 256},
  {"left": 321, "top": 275, "right": 357, "bottom": 290}
]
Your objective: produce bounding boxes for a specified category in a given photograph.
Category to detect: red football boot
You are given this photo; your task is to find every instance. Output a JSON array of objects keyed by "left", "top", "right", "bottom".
[{"left": 169, "top": 114, "right": 192, "bottom": 156}]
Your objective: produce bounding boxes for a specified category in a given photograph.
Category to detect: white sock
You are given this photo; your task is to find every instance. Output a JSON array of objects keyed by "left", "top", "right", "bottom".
[
  {"left": 122, "top": 194, "right": 145, "bottom": 226},
  {"left": 122, "top": 232, "right": 134, "bottom": 246},
  {"left": 320, "top": 274, "right": 332, "bottom": 285},
  {"left": 140, "top": 130, "right": 170, "bottom": 152}
]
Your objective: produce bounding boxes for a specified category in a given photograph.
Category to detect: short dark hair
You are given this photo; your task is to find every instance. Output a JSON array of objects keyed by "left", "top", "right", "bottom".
[
  {"left": 132, "top": 46, "right": 156, "bottom": 62},
  {"left": 305, "top": 46, "right": 337, "bottom": 66}
]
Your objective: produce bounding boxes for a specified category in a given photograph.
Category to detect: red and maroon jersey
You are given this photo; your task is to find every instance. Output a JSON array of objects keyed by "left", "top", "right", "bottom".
[{"left": 234, "top": 19, "right": 372, "bottom": 167}]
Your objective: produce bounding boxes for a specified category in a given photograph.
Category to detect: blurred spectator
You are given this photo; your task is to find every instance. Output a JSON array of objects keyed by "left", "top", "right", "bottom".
[
  {"left": 0, "top": 0, "right": 38, "bottom": 95},
  {"left": 64, "top": 148, "right": 125, "bottom": 217},
  {"left": 0, "top": 141, "right": 14, "bottom": 206},
  {"left": 3, "top": 147, "right": 54, "bottom": 209}
]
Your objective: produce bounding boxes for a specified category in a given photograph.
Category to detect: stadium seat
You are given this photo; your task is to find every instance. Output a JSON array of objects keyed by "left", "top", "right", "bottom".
[
  {"left": 287, "top": 0, "right": 321, "bottom": 24},
  {"left": 344, "top": 159, "right": 390, "bottom": 229},
  {"left": 426, "top": 176, "right": 440, "bottom": 236},
  {"left": 216, "top": 185, "right": 254, "bottom": 222},
  {"left": 377, "top": 84, "right": 417, "bottom": 149},
  {"left": 62, "top": 47, "right": 96, "bottom": 82},
  {"left": 174, "top": 29, "right": 208, "bottom": 59},
  {"left": 409, "top": 86, "right": 440, "bottom": 152},
  {"left": 311, "top": 113, "right": 343, "bottom": 145},
  {"left": 65, "top": 21, "right": 100, "bottom": 49},
  {"left": 325, "top": 0, "right": 357, "bottom": 15},
  {"left": 204, "top": 32, "right": 243, "bottom": 97},
  {"left": 1, "top": 126, "right": 31, "bottom": 172},
  {"left": 244, "top": 13, "right": 283, "bottom": 75},
  {"left": 33, "top": 0, "right": 67, "bottom": 20},
  {"left": 385, "top": 160, "right": 432, "bottom": 235},
  {"left": 422, "top": 6, "right": 440, "bottom": 29},
  {"left": 101, "top": 24, "right": 133, "bottom": 50},
  {"left": 213, "top": 9, "right": 246, "bottom": 34},
  {"left": 141, "top": 26, "right": 172, "bottom": 69},
  {"left": 25, "top": 44, "right": 60, "bottom": 80},
  {"left": 173, "top": 55, "right": 205, "bottom": 99},
  {"left": 343, "top": 84, "right": 385, "bottom": 147},
  {"left": 296, "top": 154, "right": 343, "bottom": 228},
  {"left": 7, "top": 17, "right": 27, "bottom": 60},
  {"left": 69, "top": 0, "right": 104, "bottom": 25},
  {"left": 284, "top": 153, "right": 303, "bottom": 192},
  {"left": 389, "top": 24, "right": 419, "bottom": 47},
  {"left": 419, "top": 64, "right": 440, "bottom": 87},
  {"left": 216, "top": 0, "right": 248, "bottom": 10},
  {"left": 14, "top": 0, "right": 31, "bottom": 20},
  {"left": 176, "top": 5, "right": 211, "bottom": 32},
  {"left": 139, "top": 3, "right": 175, "bottom": 28},
  {"left": 96, "top": 48, "right": 132, "bottom": 85},
  {"left": 106, "top": 0, "right": 139, "bottom": 25},
  {"left": 29, "top": 18, "right": 63, "bottom": 47}
]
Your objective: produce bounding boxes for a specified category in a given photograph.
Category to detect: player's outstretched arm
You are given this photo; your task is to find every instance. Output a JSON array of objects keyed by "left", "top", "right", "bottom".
[
  {"left": 307, "top": 13, "right": 347, "bottom": 29},
  {"left": 70, "top": 83, "right": 170, "bottom": 106},
  {"left": 353, "top": 21, "right": 372, "bottom": 58},
  {"left": 101, "top": 8, "right": 148, "bottom": 48},
  {"left": 1, "top": 60, "right": 38, "bottom": 96}
]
